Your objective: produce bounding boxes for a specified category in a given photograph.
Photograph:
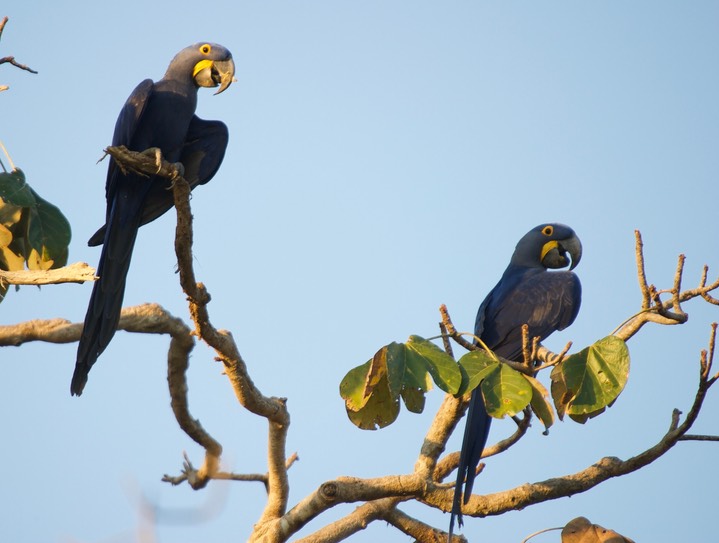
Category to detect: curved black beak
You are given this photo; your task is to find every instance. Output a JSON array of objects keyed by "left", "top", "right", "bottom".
[
  {"left": 542, "top": 234, "right": 582, "bottom": 270},
  {"left": 212, "top": 58, "right": 236, "bottom": 95},
  {"left": 561, "top": 234, "right": 583, "bottom": 270}
]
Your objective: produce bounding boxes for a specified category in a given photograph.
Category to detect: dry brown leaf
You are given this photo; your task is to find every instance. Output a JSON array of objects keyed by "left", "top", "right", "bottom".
[{"left": 561, "top": 516, "right": 635, "bottom": 543}]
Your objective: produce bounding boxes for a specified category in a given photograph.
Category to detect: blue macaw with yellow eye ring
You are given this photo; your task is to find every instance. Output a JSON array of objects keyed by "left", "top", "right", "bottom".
[
  {"left": 71, "top": 43, "right": 236, "bottom": 396},
  {"left": 449, "top": 223, "right": 582, "bottom": 538}
]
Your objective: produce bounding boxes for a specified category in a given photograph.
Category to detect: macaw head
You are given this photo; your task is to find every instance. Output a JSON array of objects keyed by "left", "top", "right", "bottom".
[
  {"left": 166, "top": 42, "right": 236, "bottom": 94},
  {"left": 510, "top": 223, "right": 582, "bottom": 270}
]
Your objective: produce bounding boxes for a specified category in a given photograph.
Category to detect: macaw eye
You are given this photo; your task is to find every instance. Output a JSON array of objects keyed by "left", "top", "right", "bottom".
[
  {"left": 542, "top": 225, "right": 554, "bottom": 236},
  {"left": 199, "top": 44, "right": 212, "bottom": 55}
]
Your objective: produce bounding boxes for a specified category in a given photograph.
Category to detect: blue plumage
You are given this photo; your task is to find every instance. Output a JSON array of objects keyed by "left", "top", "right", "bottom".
[
  {"left": 72, "top": 44, "right": 235, "bottom": 395},
  {"left": 449, "top": 223, "right": 582, "bottom": 538}
]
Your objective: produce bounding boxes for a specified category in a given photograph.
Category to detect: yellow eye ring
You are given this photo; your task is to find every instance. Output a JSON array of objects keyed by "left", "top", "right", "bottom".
[
  {"left": 200, "top": 44, "right": 212, "bottom": 55},
  {"left": 542, "top": 225, "right": 554, "bottom": 236}
]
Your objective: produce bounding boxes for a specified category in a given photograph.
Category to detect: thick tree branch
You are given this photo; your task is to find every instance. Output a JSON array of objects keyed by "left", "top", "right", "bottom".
[
  {"left": 164, "top": 321, "right": 222, "bottom": 490},
  {"left": 423, "top": 324, "right": 717, "bottom": 519},
  {"left": 7, "top": 144, "right": 713, "bottom": 542},
  {"left": 104, "top": 146, "right": 294, "bottom": 534},
  {"left": 383, "top": 506, "right": 460, "bottom": 543},
  {"left": 294, "top": 497, "right": 407, "bottom": 543},
  {"left": 0, "top": 301, "right": 225, "bottom": 489},
  {"left": 0, "top": 303, "right": 188, "bottom": 346}
]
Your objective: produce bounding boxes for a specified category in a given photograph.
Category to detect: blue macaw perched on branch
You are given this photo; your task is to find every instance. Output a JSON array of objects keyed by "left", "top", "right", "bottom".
[
  {"left": 71, "top": 43, "right": 235, "bottom": 396},
  {"left": 449, "top": 223, "right": 582, "bottom": 537}
]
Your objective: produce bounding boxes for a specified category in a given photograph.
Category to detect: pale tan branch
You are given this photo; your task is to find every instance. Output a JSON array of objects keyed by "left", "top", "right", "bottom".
[
  {"left": 436, "top": 408, "right": 532, "bottom": 483},
  {"left": 293, "top": 498, "right": 406, "bottom": 543},
  {"left": 0, "top": 303, "right": 187, "bottom": 346},
  {"left": 271, "top": 475, "right": 426, "bottom": 541},
  {"left": 102, "top": 146, "right": 293, "bottom": 531},
  {"left": 169, "top": 164, "right": 291, "bottom": 526},
  {"left": 415, "top": 393, "right": 465, "bottom": 479},
  {"left": 615, "top": 232, "right": 718, "bottom": 341},
  {"left": 166, "top": 324, "right": 222, "bottom": 490},
  {"left": 423, "top": 335, "right": 716, "bottom": 519},
  {"left": 700, "top": 266, "right": 719, "bottom": 306},
  {"left": 635, "top": 230, "right": 651, "bottom": 310},
  {"left": 383, "top": 506, "right": 462, "bottom": 543},
  {"left": 0, "top": 300, "right": 223, "bottom": 489},
  {"left": 0, "top": 262, "right": 97, "bottom": 286}
]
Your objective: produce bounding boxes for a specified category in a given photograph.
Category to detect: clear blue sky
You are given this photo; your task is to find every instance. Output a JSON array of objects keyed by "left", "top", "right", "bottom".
[{"left": 2, "top": 2, "right": 718, "bottom": 542}]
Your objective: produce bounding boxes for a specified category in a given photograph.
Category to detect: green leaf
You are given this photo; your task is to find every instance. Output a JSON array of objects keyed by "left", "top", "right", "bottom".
[
  {"left": 405, "top": 335, "right": 461, "bottom": 394},
  {"left": 340, "top": 359, "right": 373, "bottom": 412},
  {"left": 525, "top": 374, "right": 554, "bottom": 432},
  {"left": 339, "top": 349, "right": 400, "bottom": 430},
  {"left": 400, "top": 386, "right": 426, "bottom": 414},
  {"left": 550, "top": 363, "right": 570, "bottom": 421},
  {"left": 0, "top": 169, "right": 36, "bottom": 207},
  {"left": 345, "top": 373, "right": 400, "bottom": 430},
  {"left": 0, "top": 168, "right": 72, "bottom": 291},
  {"left": 456, "top": 349, "right": 499, "bottom": 396},
  {"left": 25, "top": 188, "right": 71, "bottom": 268},
  {"left": 551, "top": 336, "right": 630, "bottom": 422},
  {"left": 340, "top": 336, "right": 459, "bottom": 430},
  {"left": 481, "top": 363, "right": 533, "bottom": 418}
]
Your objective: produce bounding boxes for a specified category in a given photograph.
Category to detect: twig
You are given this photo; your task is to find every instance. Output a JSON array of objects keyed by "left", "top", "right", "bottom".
[
  {"left": 615, "top": 232, "right": 719, "bottom": 341},
  {"left": 439, "top": 322, "right": 454, "bottom": 359},
  {"left": 521, "top": 324, "right": 532, "bottom": 367},
  {"left": 521, "top": 527, "right": 562, "bottom": 543},
  {"left": 0, "top": 17, "right": 39, "bottom": 79},
  {"left": 700, "top": 266, "right": 719, "bottom": 306},
  {"left": 0, "top": 55, "right": 38, "bottom": 74},
  {"left": 213, "top": 452, "right": 300, "bottom": 487},
  {"left": 635, "top": 230, "right": 651, "bottom": 310}
]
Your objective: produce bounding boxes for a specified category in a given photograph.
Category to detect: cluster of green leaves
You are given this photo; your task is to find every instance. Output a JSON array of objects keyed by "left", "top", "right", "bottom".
[
  {"left": 340, "top": 335, "right": 630, "bottom": 431},
  {"left": 0, "top": 167, "right": 72, "bottom": 300}
]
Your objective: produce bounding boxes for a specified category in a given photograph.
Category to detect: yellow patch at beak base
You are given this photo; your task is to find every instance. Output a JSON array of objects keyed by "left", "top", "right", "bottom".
[
  {"left": 192, "top": 59, "right": 214, "bottom": 77},
  {"left": 541, "top": 240, "right": 558, "bottom": 261}
]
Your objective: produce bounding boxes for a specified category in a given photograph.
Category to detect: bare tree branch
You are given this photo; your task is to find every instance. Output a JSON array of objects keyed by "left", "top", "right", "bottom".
[
  {"left": 383, "top": 506, "right": 461, "bottom": 543},
  {"left": 0, "top": 16, "right": 39, "bottom": 91},
  {"left": 423, "top": 324, "right": 718, "bottom": 519},
  {"left": 0, "top": 55, "right": 38, "bottom": 74},
  {"left": 0, "top": 303, "right": 188, "bottom": 346},
  {"left": 4, "top": 142, "right": 717, "bottom": 542},
  {"left": 0, "top": 261, "right": 96, "bottom": 286},
  {"left": 615, "top": 231, "right": 719, "bottom": 341},
  {"left": 102, "top": 145, "right": 294, "bottom": 535}
]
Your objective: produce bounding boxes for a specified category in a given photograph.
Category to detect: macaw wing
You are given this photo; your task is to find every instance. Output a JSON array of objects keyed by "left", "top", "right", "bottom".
[
  {"left": 105, "top": 79, "right": 154, "bottom": 201},
  {"left": 481, "top": 270, "right": 581, "bottom": 360},
  {"left": 88, "top": 115, "right": 228, "bottom": 246},
  {"left": 179, "top": 116, "right": 229, "bottom": 187},
  {"left": 87, "top": 80, "right": 153, "bottom": 246}
]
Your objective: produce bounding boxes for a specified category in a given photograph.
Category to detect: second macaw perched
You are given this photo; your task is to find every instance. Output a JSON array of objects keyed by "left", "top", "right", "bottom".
[
  {"left": 71, "top": 43, "right": 235, "bottom": 396},
  {"left": 449, "top": 223, "right": 583, "bottom": 538}
]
